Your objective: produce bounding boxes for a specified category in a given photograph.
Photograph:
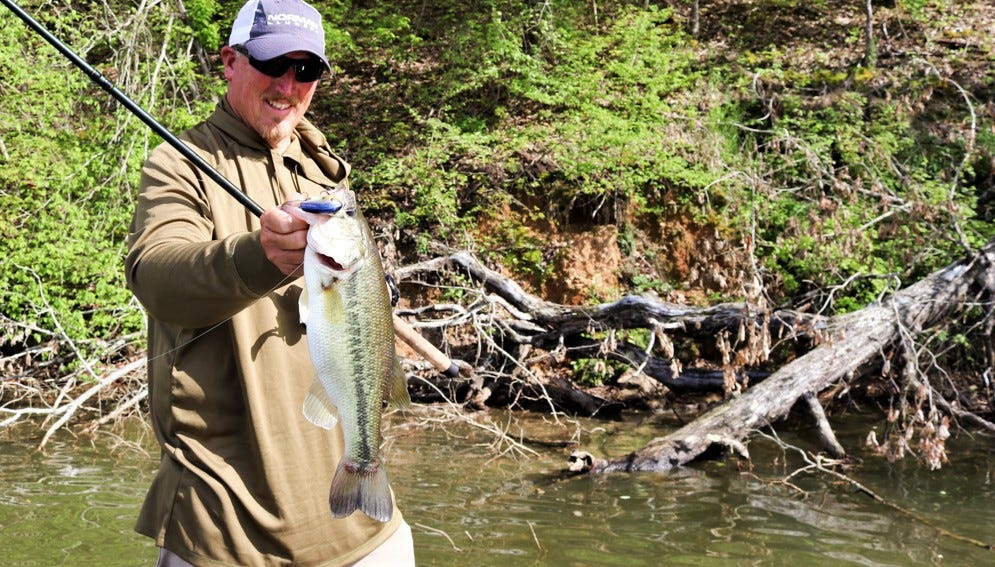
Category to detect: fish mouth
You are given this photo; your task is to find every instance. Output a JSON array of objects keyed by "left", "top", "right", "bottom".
[{"left": 316, "top": 252, "right": 346, "bottom": 271}]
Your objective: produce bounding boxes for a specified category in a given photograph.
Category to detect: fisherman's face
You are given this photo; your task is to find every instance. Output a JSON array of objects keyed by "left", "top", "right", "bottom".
[{"left": 222, "top": 46, "right": 319, "bottom": 153}]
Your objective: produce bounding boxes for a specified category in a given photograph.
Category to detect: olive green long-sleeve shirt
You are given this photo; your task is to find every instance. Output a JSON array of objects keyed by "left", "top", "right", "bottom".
[{"left": 126, "top": 100, "right": 401, "bottom": 567}]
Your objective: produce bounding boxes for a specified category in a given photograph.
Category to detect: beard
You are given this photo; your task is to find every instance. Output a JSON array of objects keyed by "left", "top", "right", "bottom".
[
  {"left": 225, "top": 85, "right": 313, "bottom": 151},
  {"left": 260, "top": 120, "right": 296, "bottom": 148},
  {"left": 257, "top": 94, "right": 308, "bottom": 150}
]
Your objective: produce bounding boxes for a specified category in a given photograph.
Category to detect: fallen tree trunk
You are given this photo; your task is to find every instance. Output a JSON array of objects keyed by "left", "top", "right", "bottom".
[
  {"left": 568, "top": 242, "right": 995, "bottom": 474},
  {"left": 562, "top": 335, "right": 769, "bottom": 393},
  {"left": 394, "top": 252, "right": 781, "bottom": 414},
  {"left": 390, "top": 243, "right": 994, "bottom": 471},
  {"left": 394, "top": 251, "right": 794, "bottom": 347}
]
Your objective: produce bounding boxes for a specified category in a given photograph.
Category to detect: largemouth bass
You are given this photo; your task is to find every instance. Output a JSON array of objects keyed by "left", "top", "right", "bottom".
[{"left": 290, "top": 188, "right": 409, "bottom": 523}]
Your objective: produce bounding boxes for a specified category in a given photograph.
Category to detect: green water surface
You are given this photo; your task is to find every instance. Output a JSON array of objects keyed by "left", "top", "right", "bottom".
[{"left": 1, "top": 408, "right": 992, "bottom": 566}]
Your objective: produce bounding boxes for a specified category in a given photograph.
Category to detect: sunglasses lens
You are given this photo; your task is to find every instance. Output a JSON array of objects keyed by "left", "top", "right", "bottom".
[
  {"left": 242, "top": 50, "right": 325, "bottom": 82},
  {"left": 293, "top": 60, "right": 324, "bottom": 82},
  {"left": 251, "top": 58, "right": 290, "bottom": 78}
]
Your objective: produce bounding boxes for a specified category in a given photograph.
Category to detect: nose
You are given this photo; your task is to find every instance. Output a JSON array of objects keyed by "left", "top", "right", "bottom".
[{"left": 271, "top": 69, "right": 296, "bottom": 92}]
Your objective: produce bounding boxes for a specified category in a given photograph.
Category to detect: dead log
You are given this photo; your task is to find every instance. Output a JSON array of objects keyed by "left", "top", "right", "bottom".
[
  {"left": 801, "top": 391, "right": 847, "bottom": 458},
  {"left": 568, "top": 242, "right": 995, "bottom": 474},
  {"left": 393, "top": 245, "right": 994, "bottom": 464},
  {"left": 394, "top": 251, "right": 792, "bottom": 347},
  {"left": 562, "top": 335, "right": 769, "bottom": 393},
  {"left": 395, "top": 251, "right": 799, "bottom": 416}
]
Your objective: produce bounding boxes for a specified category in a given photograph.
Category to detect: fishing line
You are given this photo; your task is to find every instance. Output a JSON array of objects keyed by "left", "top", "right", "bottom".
[{"left": 140, "top": 264, "right": 305, "bottom": 366}]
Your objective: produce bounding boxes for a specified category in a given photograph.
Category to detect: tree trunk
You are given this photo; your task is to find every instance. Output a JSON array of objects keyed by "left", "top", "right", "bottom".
[
  {"left": 690, "top": 0, "right": 700, "bottom": 37},
  {"left": 863, "top": 0, "right": 877, "bottom": 68},
  {"left": 392, "top": 242, "right": 995, "bottom": 471}
]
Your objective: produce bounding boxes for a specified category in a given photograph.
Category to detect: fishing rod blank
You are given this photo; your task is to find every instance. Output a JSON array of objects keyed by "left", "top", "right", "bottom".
[{"left": 1, "top": 0, "right": 265, "bottom": 217}]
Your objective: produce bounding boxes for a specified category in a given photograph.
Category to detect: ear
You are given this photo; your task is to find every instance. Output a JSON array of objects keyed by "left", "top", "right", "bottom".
[{"left": 220, "top": 45, "right": 239, "bottom": 81}]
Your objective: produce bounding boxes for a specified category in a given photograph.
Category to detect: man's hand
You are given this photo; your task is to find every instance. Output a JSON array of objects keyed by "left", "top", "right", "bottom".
[{"left": 260, "top": 204, "right": 309, "bottom": 276}]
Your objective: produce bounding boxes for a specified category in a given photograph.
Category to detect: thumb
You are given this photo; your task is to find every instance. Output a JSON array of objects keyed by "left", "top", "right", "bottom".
[{"left": 280, "top": 200, "right": 321, "bottom": 226}]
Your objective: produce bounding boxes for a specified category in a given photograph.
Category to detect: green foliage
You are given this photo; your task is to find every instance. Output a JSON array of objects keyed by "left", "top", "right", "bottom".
[
  {"left": 898, "top": 0, "right": 932, "bottom": 19},
  {"left": 571, "top": 328, "right": 652, "bottom": 386},
  {"left": 570, "top": 358, "right": 618, "bottom": 387},
  {"left": 515, "top": 6, "right": 721, "bottom": 212},
  {"left": 728, "top": 71, "right": 993, "bottom": 311},
  {"left": 630, "top": 273, "right": 671, "bottom": 295},
  {"left": 348, "top": 2, "right": 729, "bottom": 286},
  {"left": 341, "top": 5, "right": 419, "bottom": 52},
  {"left": 324, "top": 0, "right": 992, "bottom": 316},
  {"left": 365, "top": 118, "right": 483, "bottom": 241},
  {"left": 185, "top": 0, "right": 222, "bottom": 50},
  {"left": 476, "top": 212, "right": 553, "bottom": 284},
  {"left": 0, "top": 2, "right": 220, "bottom": 359}
]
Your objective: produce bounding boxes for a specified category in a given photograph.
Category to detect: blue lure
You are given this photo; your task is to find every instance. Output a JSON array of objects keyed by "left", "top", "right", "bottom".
[{"left": 300, "top": 197, "right": 344, "bottom": 214}]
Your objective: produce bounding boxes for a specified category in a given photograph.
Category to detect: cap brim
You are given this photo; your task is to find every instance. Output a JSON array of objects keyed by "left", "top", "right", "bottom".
[{"left": 243, "top": 35, "right": 330, "bottom": 70}]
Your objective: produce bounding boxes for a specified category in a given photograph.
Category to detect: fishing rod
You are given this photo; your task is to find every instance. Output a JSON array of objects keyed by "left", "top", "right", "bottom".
[{"left": 3, "top": 0, "right": 464, "bottom": 378}]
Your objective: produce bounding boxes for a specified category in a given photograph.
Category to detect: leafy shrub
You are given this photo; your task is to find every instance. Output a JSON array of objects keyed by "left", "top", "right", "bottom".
[
  {"left": 0, "top": 2, "right": 220, "bottom": 361},
  {"left": 184, "top": 0, "right": 222, "bottom": 50}
]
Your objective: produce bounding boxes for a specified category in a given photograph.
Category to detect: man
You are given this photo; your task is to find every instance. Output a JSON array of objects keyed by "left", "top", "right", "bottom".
[{"left": 125, "top": 0, "right": 414, "bottom": 565}]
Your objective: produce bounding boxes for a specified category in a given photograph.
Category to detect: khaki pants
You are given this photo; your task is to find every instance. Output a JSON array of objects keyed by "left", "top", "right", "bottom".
[{"left": 156, "top": 521, "right": 415, "bottom": 566}]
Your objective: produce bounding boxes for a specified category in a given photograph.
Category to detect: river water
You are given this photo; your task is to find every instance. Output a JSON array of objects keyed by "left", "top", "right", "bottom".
[{"left": 1, "top": 406, "right": 992, "bottom": 566}]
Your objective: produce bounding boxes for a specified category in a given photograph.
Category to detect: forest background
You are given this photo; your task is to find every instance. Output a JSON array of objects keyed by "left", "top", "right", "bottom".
[{"left": 1, "top": 0, "right": 994, "bottom": 460}]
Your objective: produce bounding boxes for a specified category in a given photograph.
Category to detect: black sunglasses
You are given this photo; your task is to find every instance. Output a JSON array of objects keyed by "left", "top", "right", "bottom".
[{"left": 232, "top": 46, "right": 326, "bottom": 83}]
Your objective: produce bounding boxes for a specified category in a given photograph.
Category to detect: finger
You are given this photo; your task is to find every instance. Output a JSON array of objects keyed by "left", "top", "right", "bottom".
[
  {"left": 272, "top": 253, "right": 305, "bottom": 276},
  {"left": 262, "top": 222, "right": 308, "bottom": 253},
  {"left": 263, "top": 242, "right": 305, "bottom": 276},
  {"left": 262, "top": 207, "right": 305, "bottom": 235}
]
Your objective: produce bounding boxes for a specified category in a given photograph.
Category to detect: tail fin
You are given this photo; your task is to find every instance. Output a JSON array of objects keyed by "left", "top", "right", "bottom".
[{"left": 328, "top": 459, "right": 393, "bottom": 523}]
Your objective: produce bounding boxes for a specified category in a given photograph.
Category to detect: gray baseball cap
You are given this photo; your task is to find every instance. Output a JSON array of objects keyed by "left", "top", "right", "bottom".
[{"left": 228, "top": 0, "right": 330, "bottom": 69}]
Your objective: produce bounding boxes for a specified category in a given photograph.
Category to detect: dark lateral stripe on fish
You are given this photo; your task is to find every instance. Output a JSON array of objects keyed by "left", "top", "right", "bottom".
[{"left": 343, "top": 275, "right": 380, "bottom": 464}]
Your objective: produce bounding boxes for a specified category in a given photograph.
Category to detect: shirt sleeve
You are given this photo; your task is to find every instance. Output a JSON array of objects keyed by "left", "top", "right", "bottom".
[{"left": 125, "top": 143, "right": 290, "bottom": 329}]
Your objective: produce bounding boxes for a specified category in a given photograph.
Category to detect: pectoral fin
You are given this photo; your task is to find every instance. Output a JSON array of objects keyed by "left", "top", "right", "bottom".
[
  {"left": 299, "top": 287, "right": 310, "bottom": 325},
  {"left": 303, "top": 379, "right": 339, "bottom": 429}
]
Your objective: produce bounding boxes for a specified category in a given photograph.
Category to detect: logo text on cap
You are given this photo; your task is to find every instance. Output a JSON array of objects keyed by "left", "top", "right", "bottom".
[{"left": 267, "top": 13, "right": 322, "bottom": 34}]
